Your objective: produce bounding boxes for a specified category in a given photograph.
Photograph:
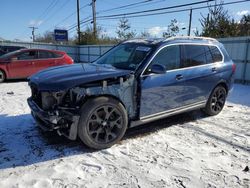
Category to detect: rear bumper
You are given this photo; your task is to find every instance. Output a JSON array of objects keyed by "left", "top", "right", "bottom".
[{"left": 27, "top": 97, "right": 79, "bottom": 140}]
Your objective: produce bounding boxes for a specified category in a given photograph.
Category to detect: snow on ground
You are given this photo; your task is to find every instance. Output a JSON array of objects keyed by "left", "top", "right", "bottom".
[{"left": 0, "top": 81, "right": 249, "bottom": 188}]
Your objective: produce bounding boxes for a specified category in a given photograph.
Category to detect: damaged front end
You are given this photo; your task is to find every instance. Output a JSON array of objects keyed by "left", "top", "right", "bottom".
[{"left": 27, "top": 74, "right": 136, "bottom": 140}]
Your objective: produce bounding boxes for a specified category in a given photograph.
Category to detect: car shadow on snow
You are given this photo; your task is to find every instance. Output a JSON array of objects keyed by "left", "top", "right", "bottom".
[
  {"left": 227, "top": 84, "right": 250, "bottom": 107},
  {"left": 0, "top": 110, "right": 249, "bottom": 170},
  {"left": 5, "top": 79, "right": 28, "bottom": 83}
]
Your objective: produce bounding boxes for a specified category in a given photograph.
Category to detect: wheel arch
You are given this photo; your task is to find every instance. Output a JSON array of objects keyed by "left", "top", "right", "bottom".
[
  {"left": 81, "top": 94, "right": 128, "bottom": 116},
  {"left": 0, "top": 68, "right": 7, "bottom": 80},
  {"left": 205, "top": 81, "right": 229, "bottom": 104},
  {"left": 215, "top": 81, "right": 229, "bottom": 94}
]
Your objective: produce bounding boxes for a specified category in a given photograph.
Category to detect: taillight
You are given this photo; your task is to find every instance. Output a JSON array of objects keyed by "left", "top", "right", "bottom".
[{"left": 232, "top": 63, "right": 236, "bottom": 73}]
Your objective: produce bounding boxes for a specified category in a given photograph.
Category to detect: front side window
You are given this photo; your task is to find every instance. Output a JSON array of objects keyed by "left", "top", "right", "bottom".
[
  {"left": 182, "top": 45, "right": 207, "bottom": 68},
  {"left": 17, "top": 51, "right": 37, "bottom": 60},
  {"left": 95, "top": 43, "right": 152, "bottom": 70},
  {"left": 151, "top": 45, "right": 180, "bottom": 71}
]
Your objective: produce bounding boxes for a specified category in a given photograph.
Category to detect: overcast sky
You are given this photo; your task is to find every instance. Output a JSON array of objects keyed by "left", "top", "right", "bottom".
[{"left": 0, "top": 0, "right": 249, "bottom": 41}]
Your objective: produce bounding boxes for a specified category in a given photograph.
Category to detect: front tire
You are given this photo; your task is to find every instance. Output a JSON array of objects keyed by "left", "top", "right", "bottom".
[
  {"left": 0, "top": 70, "right": 5, "bottom": 83},
  {"left": 78, "top": 97, "right": 128, "bottom": 149},
  {"left": 204, "top": 85, "right": 227, "bottom": 116}
]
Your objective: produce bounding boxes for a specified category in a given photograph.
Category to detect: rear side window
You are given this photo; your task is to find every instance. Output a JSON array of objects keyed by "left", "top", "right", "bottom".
[
  {"left": 209, "top": 46, "right": 223, "bottom": 62},
  {"left": 182, "top": 45, "right": 207, "bottom": 68},
  {"left": 151, "top": 45, "right": 180, "bottom": 71},
  {"left": 38, "top": 51, "right": 55, "bottom": 59},
  {"left": 204, "top": 46, "right": 214, "bottom": 64}
]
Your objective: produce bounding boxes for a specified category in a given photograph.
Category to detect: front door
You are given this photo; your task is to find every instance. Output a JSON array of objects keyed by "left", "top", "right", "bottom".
[
  {"left": 140, "top": 45, "right": 187, "bottom": 118},
  {"left": 8, "top": 50, "right": 38, "bottom": 78}
]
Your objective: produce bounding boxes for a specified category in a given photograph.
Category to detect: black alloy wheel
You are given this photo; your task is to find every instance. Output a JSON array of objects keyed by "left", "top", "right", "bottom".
[
  {"left": 204, "top": 85, "right": 227, "bottom": 116},
  {"left": 87, "top": 105, "right": 123, "bottom": 143},
  {"left": 78, "top": 97, "right": 128, "bottom": 149}
]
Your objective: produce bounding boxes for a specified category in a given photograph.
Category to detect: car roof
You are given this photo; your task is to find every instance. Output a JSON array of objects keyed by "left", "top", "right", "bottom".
[
  {"left": 18, "top": 48, "right": 65, "bottom": 53},
  {"left": 124, "top": 36, "right": 220, "bottom": 47}
]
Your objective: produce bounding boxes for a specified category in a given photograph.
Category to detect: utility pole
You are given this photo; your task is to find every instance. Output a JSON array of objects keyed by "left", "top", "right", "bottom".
[
  {"left": 188, "top": 8, "right": 192, "bottom": 36},
  {"left": 77, "top": 0, "right": 81, "bottom": 44},
  {"left": 91, "top": 0, "right": 97, "bottom": 39},
  {"left": 29, "top": 26, "right": 38, "bottom": 42}
]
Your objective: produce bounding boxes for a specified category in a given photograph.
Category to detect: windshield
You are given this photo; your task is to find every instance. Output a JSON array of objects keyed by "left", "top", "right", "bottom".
[
  {"left": 94, "top": 43, "right": 152, "bottom": 70},
  {"left": 0, "top": 50, "right": 20, "bottom": 59}
]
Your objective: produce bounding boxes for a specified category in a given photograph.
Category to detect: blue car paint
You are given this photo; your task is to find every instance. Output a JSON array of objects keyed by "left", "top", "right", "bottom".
[
  {"left": 138, "top": 41, "right": 234, "bottom": 118},
  {"left": 29, "top": 63, "right": 131, "bottom": 91}
]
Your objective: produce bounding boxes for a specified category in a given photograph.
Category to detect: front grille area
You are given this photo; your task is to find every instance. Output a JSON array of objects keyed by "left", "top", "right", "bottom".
[{"left": 31, "top": 85, "right": 42, "bottom": 108}]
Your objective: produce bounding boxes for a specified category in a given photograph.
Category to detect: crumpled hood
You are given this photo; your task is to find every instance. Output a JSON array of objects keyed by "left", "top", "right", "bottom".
[{"left": 29, "top": 63, "right": 131, "bottom": 91}]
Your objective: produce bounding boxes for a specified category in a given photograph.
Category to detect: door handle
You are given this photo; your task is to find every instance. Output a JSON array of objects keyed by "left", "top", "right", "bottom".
[
  {"left": 212, "top": 67, "right": 217, "bottom": 72},
  {"left": 176, "top": 74, "right": 183, "bottom": 80}
]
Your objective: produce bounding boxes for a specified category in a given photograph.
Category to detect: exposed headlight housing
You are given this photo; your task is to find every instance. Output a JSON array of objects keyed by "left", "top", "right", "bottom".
[{"left": 42, "top": 93, "right": 57, "bottom": 110}]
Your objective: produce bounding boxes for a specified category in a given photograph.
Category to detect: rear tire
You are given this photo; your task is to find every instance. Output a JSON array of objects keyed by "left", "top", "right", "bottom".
[
  {"left": 78, "top": 97, "right": 128, "bottom": 149},
  {"left": 0, "top": 70, "right": 5, "bottom": 83},
  {"left": 204, "top": 85, "right": 227, "bottom": 116}
]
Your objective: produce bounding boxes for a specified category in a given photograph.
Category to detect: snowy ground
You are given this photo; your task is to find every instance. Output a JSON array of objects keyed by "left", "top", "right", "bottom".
[{"left": 0, "top": 81, "right": 249, "bottom": 188}]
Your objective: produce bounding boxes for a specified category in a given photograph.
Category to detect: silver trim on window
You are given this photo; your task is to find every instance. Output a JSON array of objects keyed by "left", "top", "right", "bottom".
[{"left": 141, "top": 43, "right": 224, "bottom": 77}]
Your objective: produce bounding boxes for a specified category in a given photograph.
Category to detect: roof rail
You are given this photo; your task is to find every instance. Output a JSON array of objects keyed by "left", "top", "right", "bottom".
[{"left": 164, "top": 36, "right": 218, "bottom": 42}]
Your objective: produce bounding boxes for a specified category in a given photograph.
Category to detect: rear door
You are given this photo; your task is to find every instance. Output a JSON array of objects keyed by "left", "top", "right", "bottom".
[
  {"left": 8, "top": 50, "right": 38, "bottom": 78},
  {"left": 33, "top": 50, "right": 57, "bottom": 74},
  {"left": 180, "top": 44, "right": 223, "bottom": 105}
]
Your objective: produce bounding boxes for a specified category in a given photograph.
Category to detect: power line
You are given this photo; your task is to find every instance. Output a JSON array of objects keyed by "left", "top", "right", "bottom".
[
  {"left": 68, "top": 0, "right": 213, "bottom": 32},
  {"left": 98, "top": 0, "right": 215, "bottom": 18},
  {"left": 42, "top": 0, "right": 72, "bottom": 24},
  {"left": 68, "top": 18, "right": 92, "bottom": 31},
  {"left": 66, "top": 0, "right": 250, "bottom": 35},
  {"left": 51, "top": 0, "right": 166, "bottom": 33},
  {"left": 60, "top": 0, "right": 165, "bottom": 32},
  {"left": 52, "top": 3, "right": 91, "bottom": 29},
  {"left": 97, "top": 0, "right": 155, "bottom": 14},
  {"left": 106, "top": 0, "right": 167, "bottom": 13},
  {"left": 36, "top": 0, "right": 57, "bottom": 20},
  {"left": 96, "top": 0, "right": 250, "bottom": 20},
  {"left": 39, "top": 0, "right": 60, "bottom": 21}
]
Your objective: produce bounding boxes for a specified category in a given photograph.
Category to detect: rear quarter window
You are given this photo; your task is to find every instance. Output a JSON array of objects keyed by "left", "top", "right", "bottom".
[
  {"left": 53, "top": 52, "right": 64, "bottom": 58},
  {"left": 209, "top": 46, "right": 223, "bottom": 62}
]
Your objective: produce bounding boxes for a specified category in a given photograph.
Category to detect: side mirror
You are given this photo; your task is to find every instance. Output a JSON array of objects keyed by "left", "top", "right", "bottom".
[
  {"left": 11, "top": 57, "right": 18, "bottom": 61},
  {"left": 149, "top": 64, "right": 166, "bottom": 74}
]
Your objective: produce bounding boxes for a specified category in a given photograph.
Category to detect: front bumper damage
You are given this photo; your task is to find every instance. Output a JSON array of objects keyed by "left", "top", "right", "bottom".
[{"left": 27, "top": 97, "right": 80, "bottom": 140}]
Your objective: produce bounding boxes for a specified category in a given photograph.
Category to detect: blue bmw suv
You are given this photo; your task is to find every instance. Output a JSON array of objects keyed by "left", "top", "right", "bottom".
[{"left": 28, "top": 36, "right": 235, "bottom": 149}]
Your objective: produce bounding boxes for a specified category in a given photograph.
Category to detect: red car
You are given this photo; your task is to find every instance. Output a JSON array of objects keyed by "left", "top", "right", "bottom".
[{"left": 0, "top": 49, "right": 74, "bottom": 82}]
